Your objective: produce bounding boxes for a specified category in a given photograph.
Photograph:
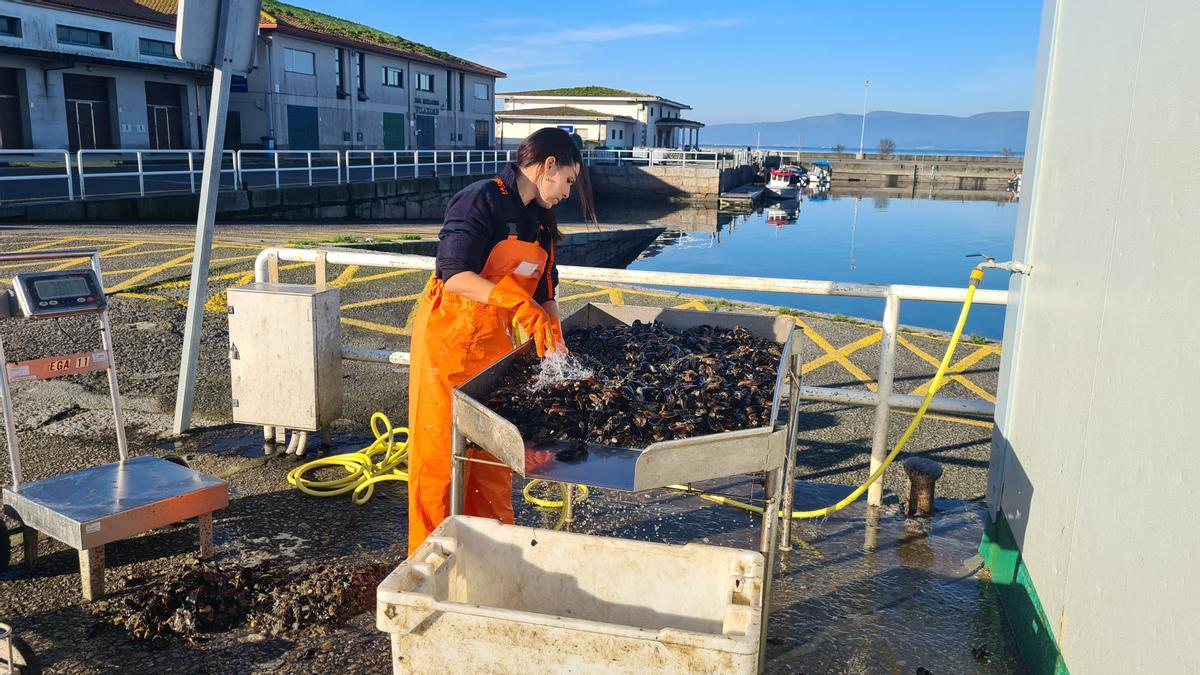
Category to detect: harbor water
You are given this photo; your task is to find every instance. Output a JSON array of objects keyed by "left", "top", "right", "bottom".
[{"left": 597, "top": 190, "right": 1017, "bottom": 339}]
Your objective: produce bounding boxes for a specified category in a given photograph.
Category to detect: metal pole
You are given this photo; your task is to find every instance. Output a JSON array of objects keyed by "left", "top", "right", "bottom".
[
  {"left": 136, "top": 151, "right": 145, "bottom": 196},
  {"left": 77, "top": 150, "right": 86, "bottom": 199},
  {"left": 450, "top": 425, "right": 466, "bottom": 516},
  {"left": 64, "top": 151, "right": 75, "bottom": 201},
  {"left": 307, "top": 151, "right": 313, "bottom": 186},
  {"left": 273, "top": 151, "right": 280, "bottom": 188},
  {"left": 758, "top": 466, "right": 782, "bottom": 672},
  {"left": 173, "top": 3, "right": 235, "bottom": 435},
  {"left": 0, "top": 334, "right": 21, "bottom": 487},
  {"left": 857, "top": 79, "right": 871, "bottom": 159},
  {"left": 188, "top": 151, "right": 196, "bottom": 193},
  {"left": 867, "top": 293, "right": 899, "bottom": 506}
]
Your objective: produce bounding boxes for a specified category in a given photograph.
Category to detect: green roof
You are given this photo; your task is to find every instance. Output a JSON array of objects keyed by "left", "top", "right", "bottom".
[
  {"left": 502, "top": 86, "right": 653, "bottom": 98},
  {"left": 261, "top": 0, "right": 502, "bottom": 76}
]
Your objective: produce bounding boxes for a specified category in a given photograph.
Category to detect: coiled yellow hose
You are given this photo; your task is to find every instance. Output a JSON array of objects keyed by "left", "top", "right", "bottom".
[{"left": 286, "top": 412, "right": 410, "bottom": 505}]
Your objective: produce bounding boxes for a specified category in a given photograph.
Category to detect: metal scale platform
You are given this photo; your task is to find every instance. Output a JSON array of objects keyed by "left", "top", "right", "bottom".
[
  {"left": 449, "top": 303, "right": 805, "bottom": 670},
  {"left": 0, "top": 249, "right": 228, "bottom": 601}
]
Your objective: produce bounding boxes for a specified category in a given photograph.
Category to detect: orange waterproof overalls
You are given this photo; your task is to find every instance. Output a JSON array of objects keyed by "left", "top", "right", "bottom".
[{"left": 406, "top": 187, "right": 555, "bottom": 555}]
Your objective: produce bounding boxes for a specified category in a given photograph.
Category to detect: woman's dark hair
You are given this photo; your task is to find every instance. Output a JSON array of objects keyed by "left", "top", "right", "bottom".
[{"left": 517, "top": 127, "right": 597, "bottom": 240}]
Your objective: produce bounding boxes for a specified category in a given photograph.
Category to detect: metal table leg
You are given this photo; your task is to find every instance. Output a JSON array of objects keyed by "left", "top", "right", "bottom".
[
  {"left": 449, "top": 428, "right": 466, "bottom": 517},
  {"left": 21, "top": 527, "right": 38, "bottom": 568},
  {"left": 758, "top": 467, "right": 783, "bottom": 674}
]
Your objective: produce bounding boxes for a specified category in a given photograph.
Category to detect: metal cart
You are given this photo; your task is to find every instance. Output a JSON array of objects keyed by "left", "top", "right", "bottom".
[
  {"left": 0, "top": 249, "right": 228, "bottom": 601},
  {"left": 449, "top": 303, "right": 804, "bottom": 670}
]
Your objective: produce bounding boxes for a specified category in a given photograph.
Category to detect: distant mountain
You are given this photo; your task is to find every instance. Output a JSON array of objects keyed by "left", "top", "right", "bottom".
[{"left": 701, "top": 111, "right": 1029, "bottom": 152}]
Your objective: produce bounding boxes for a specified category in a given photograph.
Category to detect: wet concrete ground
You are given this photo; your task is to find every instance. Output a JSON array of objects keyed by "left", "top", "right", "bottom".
[{"left": 0, "top": 221, "right": 1013, "bottom": 673}]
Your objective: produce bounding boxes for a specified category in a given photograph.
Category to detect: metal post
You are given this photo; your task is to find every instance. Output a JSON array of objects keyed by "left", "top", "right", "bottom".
[
  {"left": 307, "top": 151, "right": 313, "bottom": 186},
  {"left": 336, "top": 150, "right": 342, "bottom": 184},
  {"left": 369, "top": 151, "right": 376, "bottom": 182},
  {"left": 77, "top": 150, "right": 86, "bottom": 199},
  {"left": 64, "top": 151, "right": 75, "bottom": 200},
  {"left": 273, "top": 150, "right": 280, "bottom": 188},
  {"left": 758, "top": 466, "right": 783, "bottom": 672},
  {"left": 0, "top": 334, "right": 22, "bottom": 487},
  {"left": 867, "top": 293, "right": 900, "bottom": 506},
  {"left": 857, "top": 79, "right": 871, "bottom": 159},
  {"left": 393, "top": 151, "right": 398, "bottom": 180},
  {"left": 450, "top": 426, "right": 466, "bottom": 516},
  {"left": 188, "top": 151, "right": 196, "bottom": 193},
  {"left": 778, "top": 357, "right": 803, "bottom": 550},
  {"left": 98, "top": 311, "right": 129, "bottom": 461},
  {"left": 136, "top": 152, "right": 145, "bottom": 196},
  {"left": 173, "top": 7, "right": 235, "bottom": 435}
]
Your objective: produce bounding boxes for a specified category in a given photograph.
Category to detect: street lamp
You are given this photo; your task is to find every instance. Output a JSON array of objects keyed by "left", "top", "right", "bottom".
[{"left": 856, "top": 79, "right": 871, "bottom": 159}]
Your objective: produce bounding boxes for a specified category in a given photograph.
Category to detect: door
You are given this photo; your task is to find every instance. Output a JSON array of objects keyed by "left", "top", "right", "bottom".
[
  {"left": 383, "top": 112, "right": 405, "bottom": 150},
  {"left": 474, "top": 119, "right": 490, "bottom": 150},
  {"left": 414, "top": 114, "right": 435, "bottom": 150},
  {"left": 144, "top": 82, "right": 186, "bottom": 149},
  {"left": 63, "top": 74, "right": 113, "bottom": 151},
  {"left": 224, "top": 110, "right": 242, "bottom": 150},
  {"left": 286, "top": 105, "right": 319, "bottom": 150},
  {"left": 0, "top": 68, "right": 25, "bottom": 149}
]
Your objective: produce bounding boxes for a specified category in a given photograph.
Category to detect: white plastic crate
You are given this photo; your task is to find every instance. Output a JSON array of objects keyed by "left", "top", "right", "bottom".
[{"left": 377, "top": 516, "right": 764, "bottom": 674}]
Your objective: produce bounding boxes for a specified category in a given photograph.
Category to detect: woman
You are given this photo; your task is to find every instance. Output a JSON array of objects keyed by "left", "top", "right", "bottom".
[{"left": 406, "top": 128, "right": 594, "bottom": 555}]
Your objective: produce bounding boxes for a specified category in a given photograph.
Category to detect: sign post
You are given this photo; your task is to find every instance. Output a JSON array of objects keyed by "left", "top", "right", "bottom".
[{"left": 172, "top": 0, "right": 262, "bottom": 435}]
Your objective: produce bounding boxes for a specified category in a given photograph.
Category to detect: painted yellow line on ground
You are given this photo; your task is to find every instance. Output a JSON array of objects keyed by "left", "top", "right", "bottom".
[
  {"left": 894, "top": 408, "right": 995, "bottom": 429},
  {"left": 346, "top": 268, "right": 423, "bottom": 284},
  {"left": 330, "top": 265, "right": 359, "bottom": 288},
  {"left": 340, "top": 293, "right": 421, "bottom": 310},
  {"left": 896, "top": 334, "right": 996, "bottom": 402},
  {"left": 102, "top": 254, "right": 258, "bottom": 281},
  {"left": 910, "top": 345, "right": 996, "bottom": 398},
  {"left": 44, "top": 240, "right": 146, "bottom": 271},
  {"left": 794, "top": 318, "right": 879, "bottom": 390},
  {"left": 113, "top": 291, "right": 187, "bottom": 307},
  {"left": 106, "top": 252, "right": 195, "bottom": 293},
  {"left": 558, "top": 289, "right": 612, "bottom": 303},
  {"left": 3, "top": 237, "right": 75, "bottom": 256},
  {"left": 673, "top": 299, "right": 710, "bottom": 311},
  {"left": 801, "top": 330, "right": 882, "bottom": 377},
  {"left": 340, "top": 316, "right": 410, "bottom": 336}
]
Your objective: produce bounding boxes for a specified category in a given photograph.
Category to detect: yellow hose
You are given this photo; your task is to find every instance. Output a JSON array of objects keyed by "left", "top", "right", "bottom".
[
  {"left": 286, "top": 412, "right": 410, "bottom": 505},
  {"left": 668, "top": 267, "right": 984, "bottom": 519},
  {"left": 523, "top": 479, "right": 589, "bottom": 508}
]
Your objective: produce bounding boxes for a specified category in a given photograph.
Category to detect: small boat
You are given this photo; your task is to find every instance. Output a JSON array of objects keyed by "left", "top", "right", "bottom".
[
  {"left": 767, "top": 169, "right": 800, "bottom": 197},
  {"left": 805, "top": 161, "right": 832, "bottom": 190},
  {"left": 765, "top": 200, "right": 799, "bottom": 227}
]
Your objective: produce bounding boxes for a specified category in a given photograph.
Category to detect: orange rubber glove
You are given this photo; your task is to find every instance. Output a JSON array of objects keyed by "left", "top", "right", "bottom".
[
  {"left": 488, "top": 276, "right": 557, "bottom": 357},
  {"left": 550, "top": 320, "right": 566, "bottom": 353}
]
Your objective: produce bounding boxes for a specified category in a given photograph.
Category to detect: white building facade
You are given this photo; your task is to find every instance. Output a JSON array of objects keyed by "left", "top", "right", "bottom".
[
  {"left": 496, "top": 87, "right": 703, "bottom": 150},
  {"left": 0, "top": 0, "right": 504, "bottom": 151}
]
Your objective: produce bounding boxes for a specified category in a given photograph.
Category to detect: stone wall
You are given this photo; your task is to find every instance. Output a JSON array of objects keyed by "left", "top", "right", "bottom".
[
  {"left": 0, "top": 174, "right": 487, "bottom": 224},
  {"left": 587, "top": 164, "right": 757, "bottom": 202}
]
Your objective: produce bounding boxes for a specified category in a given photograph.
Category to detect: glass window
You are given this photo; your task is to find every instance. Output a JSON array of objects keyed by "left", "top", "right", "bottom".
[
  {"left": 284, "top": 48, "right": 315, "bottom": 75},
  {"left": 355, "top": 52, "right": 365, "bottom": 93},
  {"left": 57, "top": 25, "right": 112, "bottom": 49},
  {"left": 382, "top": 67, "right": 403, "bottom": 87},
  {"left": 139, "top": 38, "right": 175, "bottom": 58},
  {"left": 474, "top": 83, "right": 489, "bottom": 100},
  {"left": 334, "top": 48, "right": 345, "bottom": 92},
  {"left": 415, "top": 72, "right": 433, "bottom": 92},
  {"left": 0, "top": 16, "right": 21, "bottom": 38}
]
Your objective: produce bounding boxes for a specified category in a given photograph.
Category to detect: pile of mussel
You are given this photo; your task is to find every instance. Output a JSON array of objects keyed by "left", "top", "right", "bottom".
[
  {"left": 488, "top": 321, "right": 782, "bottom": 448},
  {"left": 98, "top": 559, "right": 392, "bottom": 642}
]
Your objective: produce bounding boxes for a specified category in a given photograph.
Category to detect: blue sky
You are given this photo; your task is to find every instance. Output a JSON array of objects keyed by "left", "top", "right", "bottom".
[{"left": 293, "top": 0, "right": 1045, "bottom": 124}]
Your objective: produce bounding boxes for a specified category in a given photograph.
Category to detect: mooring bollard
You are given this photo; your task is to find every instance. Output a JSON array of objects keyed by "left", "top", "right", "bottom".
[{"left": 902, "top": 456, "right": 944, "bottom": 517}]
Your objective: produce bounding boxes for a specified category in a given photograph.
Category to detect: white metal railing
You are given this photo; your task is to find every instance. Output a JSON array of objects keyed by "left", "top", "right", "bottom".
[
  {"left": 583, "top": 148, "right": 752, "bottom": 169},
  {"left": 76, "top": 149, "right": 238, "bottom": 199},
  {"left": 235, "top": 150, "right": 343, "bottom": 189},
  {"left": 344, "top": 150, "right": 512, "bottom": 182},
  {"left": 251, "top": 247, "right": 1008, "bottom": 512},
  {"left": 0, "top": 150, "right": 74, "bottom": 205},
  {"left": 2, "top": 145, "right": 759, "bottom": 206}
]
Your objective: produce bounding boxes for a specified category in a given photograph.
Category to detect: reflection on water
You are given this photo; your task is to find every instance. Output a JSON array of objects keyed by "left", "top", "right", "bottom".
[{"left": 592, "top": 188, "right": 1017, "bottom": 339}]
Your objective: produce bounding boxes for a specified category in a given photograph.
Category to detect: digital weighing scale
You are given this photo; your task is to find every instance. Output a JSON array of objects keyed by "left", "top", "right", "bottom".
[{"left": 0, "top": 249, "right": 228, "bottom": 601}]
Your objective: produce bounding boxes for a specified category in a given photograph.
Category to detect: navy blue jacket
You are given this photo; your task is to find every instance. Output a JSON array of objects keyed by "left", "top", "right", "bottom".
[{"left": 436, "top": 162, "right": 558, "bottom": 303}]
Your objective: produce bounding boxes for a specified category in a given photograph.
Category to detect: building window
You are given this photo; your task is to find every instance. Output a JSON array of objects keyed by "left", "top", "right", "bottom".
[
  {"left": 619, "top": 129, "right": 624, "bottom": 140},
  {"left": 415, "top": 72, "right": 433, "bottom": 92},
  {"left": 474, "top": 83, "right": 489, "bottom": 100},
  {"left": 382, "top": 67, "right": 403, "bottom": 87},
  {"left": 139, "top": 38, "right": 175, "bottom": 58},
  {"left": 355, "top": 52, "right": 365, "bottom": 93},
  {"left": 0, "top": 16, "right": 21, "bottom": 38},
  {"left": 458, "top": 73, "right": 465, "bottom": 112},
  {"left": 334, "top": 48, "right": 346, "bottom": 94},
  {"left": 284, "top": 48, "right": 315, "bottom": 75},
  {"left": 57, "top": 25, "right": 112, "bottom": 49}
]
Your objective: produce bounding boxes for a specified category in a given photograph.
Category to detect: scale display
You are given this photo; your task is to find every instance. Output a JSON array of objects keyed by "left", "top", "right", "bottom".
[{"left": 11, "top": 270, "right": 106, "bottom": 318}]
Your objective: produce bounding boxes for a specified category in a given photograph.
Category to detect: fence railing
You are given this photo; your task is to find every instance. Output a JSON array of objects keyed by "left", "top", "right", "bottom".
[
  {"left": 583, "top": 148, "right": 752, "bottom": 169},
  {"left": 345, "top": 150, "right": 512, "bottom": 182},
  {"left": 76, "top": 149, "right": 239, "bottom": 199},
  {"left": 0, "top": 150, "right": 74, "bottom": 204},
  {"left": 0, "top": 146, "right": 759, "bottom": 205},
  {"left": 250, "top": 247, "right": 1007, "bottom": 523}
]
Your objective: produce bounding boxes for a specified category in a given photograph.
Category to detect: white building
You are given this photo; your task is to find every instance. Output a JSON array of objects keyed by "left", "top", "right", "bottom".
[
  {"left": 0, "top": 0, "right": 504, "bottom": 151},
  {"left": 496, "top": 86, "right": 704, "bottom": 150}
]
